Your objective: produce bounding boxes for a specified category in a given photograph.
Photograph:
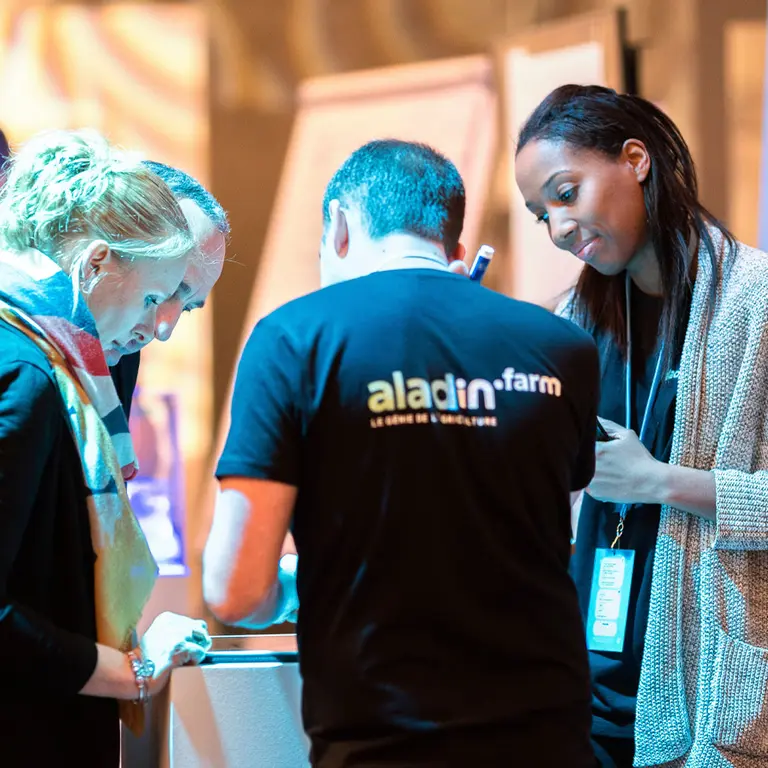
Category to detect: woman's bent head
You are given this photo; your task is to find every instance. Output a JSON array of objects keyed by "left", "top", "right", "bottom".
[
  {"left": 515, "top": 84, "right": 730, "bottom": 354},
  {"left": 0, "top": 129, "right": 196, "bottom": 363}
]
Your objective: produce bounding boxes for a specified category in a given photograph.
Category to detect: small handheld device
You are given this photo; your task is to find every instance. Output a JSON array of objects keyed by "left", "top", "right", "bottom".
[
  {"left": 596, "top": 420, "right": 613, "bottom": 442},
  {"left": 469, "top": 244, "right": 494, "bottom": 282},
  {"left": 202, "top": 634, "right": 298, "bottom": 665}
]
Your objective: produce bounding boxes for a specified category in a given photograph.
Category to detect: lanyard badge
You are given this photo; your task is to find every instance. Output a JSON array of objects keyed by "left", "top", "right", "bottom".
[{"left": 586, "top": 547, "right": 635, "bottom": 652}]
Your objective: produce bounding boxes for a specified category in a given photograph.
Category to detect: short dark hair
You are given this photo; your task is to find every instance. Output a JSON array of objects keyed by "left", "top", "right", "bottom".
[
  {"left": 142, "top": 160, "right": 230, "bottom": 235},
  {"left": 322, "top": 140, "right": 465, "bottom": 254},
  {"left": 517, "top": 84, "right": 733, "bottom": 363}
]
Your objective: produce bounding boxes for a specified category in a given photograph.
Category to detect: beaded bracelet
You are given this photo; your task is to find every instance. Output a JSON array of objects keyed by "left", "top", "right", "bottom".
[{"left": 127, "top": 650, "right": 156, "bottom": 704}]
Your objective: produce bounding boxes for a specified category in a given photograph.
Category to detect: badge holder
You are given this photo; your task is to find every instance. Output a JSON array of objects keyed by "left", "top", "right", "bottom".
[{"left": 586, "top": 512, "right": 635, "bottom": 653}]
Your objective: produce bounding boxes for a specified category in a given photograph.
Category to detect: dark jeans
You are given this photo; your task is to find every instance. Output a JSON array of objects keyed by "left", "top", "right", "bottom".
[{"left": 592, "top": 734, "right": 635, "bottom": 767}]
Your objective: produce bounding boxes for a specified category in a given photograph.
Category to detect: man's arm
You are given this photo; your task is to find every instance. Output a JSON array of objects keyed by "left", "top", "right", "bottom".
[
  {"left": 203, "top": 477, "right": 297, "bottom": 628},
  {"left": 202, "top": 316, "right": 304, "bottom": 628}
]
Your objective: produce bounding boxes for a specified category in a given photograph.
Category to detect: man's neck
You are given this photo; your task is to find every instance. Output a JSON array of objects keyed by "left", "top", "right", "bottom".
[{"left": 370, "top": 234, "right": 449, "bottom": 274}]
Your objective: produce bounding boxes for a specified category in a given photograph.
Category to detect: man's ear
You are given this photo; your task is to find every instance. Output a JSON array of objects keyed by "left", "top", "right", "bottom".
[
  {"left": 447, "top": 242, "right": 468, "bottom": 276},
  {"left": 328, "top": 200, "right": 349, "bottom": 258}
]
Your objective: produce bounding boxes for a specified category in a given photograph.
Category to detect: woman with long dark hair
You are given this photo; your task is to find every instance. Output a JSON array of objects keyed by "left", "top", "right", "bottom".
[{"left": 515, "top": 84, "right": 766, "bottom": 768}]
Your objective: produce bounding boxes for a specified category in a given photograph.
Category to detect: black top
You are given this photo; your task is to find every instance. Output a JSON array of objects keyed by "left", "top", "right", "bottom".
[
  {"left": 110, "top": 350, "right": 141, "bottom": 417},
  {"left": 570, "top": 285, "right": 678, "bottom": 740},
  {"left": 217, "top": 268, "right": 601, "bottom": 768},
  {"left": 0, "top": 320, "right": 119, "bottom": 767}
]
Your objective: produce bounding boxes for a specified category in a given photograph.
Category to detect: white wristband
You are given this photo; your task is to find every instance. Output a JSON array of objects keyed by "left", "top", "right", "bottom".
[{"left": 277, "top": 554, "right": 300, "bottom": 623}]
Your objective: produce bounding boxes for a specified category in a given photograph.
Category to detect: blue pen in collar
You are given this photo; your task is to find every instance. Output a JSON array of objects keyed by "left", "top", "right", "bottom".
[{"left": 469, "top": 244, "right": 494, "bottom": 282}]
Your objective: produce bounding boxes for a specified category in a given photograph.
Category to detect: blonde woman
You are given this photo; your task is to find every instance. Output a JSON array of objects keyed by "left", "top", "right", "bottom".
[{"left": 0, "top": 130, "right": 212, "bottom": 767}]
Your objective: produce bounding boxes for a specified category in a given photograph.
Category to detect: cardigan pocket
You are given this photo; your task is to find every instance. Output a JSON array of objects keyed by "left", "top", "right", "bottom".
[{"left": 708, "top": 628, "right": 768, "bottom": 756}]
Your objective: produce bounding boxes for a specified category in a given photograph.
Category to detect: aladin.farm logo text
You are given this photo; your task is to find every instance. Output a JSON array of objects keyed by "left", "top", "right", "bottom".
[{"left": 367, "top": 367, "right": 562, "bottom": 429}]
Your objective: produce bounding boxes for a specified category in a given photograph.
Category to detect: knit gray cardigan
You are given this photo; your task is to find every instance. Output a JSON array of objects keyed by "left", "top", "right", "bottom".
[{"left": 562, "top": 228, "right": 768, "bottom": 767}]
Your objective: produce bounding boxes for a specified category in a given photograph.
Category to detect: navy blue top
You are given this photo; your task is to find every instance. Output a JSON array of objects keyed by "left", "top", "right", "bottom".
[{"left": 570, "top": 284, "right": 679, "bottom": 740}]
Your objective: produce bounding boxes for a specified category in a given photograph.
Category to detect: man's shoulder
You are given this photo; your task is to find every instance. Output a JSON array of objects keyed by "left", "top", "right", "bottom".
[
  {"left": 278, "top": 284, "right": 339, "bottom": 312},
  {"left": 491, "top": 292, "right": 596, "bottom": 351},
  {"left": 255, "top": 275, "right": 595, "bottom": 354},
  {"left": 256, "top": 276, "right": 384, "bottom": 334}
]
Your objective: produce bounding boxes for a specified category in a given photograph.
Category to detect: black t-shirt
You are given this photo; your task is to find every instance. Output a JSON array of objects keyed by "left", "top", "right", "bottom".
[
  {"left": 0, "top": 320, "right": 119, "bottom": 766},
  {"left": 217, "top": 268, "right": 601, "bottom": 768},
  {"left": 570, "top": 285, "right": 678, "bottom": 741}
]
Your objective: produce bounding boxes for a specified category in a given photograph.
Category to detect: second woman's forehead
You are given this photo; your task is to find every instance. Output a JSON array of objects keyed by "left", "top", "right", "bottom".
[
  {"left": 515, "top": 140, "right": 569, "bottom": 203},
  {"left": 517, "top": 140, "right": 618, "bottom": 196},
  {"left": 519, "top": 140, "right": 614, "bottom": 178}
]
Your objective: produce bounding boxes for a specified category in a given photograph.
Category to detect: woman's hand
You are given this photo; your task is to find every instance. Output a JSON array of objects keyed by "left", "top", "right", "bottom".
[
  {"left": 136, "top": 611, "right": 212, "bottom": 697},
  {"left": 587, "top": 418, "right": 666, "bottom": 505}
]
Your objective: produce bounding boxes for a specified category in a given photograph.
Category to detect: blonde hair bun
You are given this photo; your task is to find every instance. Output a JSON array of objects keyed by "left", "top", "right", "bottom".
[{"left": 0, "top": 129, "right": 194, "bottom": 266}]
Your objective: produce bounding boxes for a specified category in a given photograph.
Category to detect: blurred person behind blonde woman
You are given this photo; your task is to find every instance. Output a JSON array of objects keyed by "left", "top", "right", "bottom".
[
  {"left": 0, "top": 129, "right": 212, "bottom": 768},
  {"left": 109, "top": 161, "right": 230, "bottom": 418}
]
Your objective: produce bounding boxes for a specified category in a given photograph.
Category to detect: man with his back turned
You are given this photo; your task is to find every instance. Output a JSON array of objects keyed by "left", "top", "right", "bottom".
[{"left": 203, "top": 139, "right": 599, "bottom": 767}]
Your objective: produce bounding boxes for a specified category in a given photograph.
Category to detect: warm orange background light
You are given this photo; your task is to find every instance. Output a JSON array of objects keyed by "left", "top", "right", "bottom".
[{"left": 0, "top": 4, "right": 211, "bottom": 570}]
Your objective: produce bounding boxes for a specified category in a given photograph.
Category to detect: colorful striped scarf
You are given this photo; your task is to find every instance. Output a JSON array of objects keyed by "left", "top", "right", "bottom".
[{"left": 0, "top": 248, "right": 157, "bottom": 728}]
